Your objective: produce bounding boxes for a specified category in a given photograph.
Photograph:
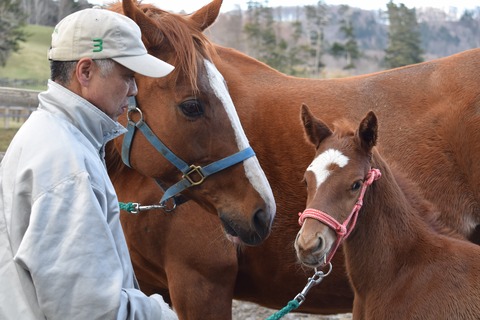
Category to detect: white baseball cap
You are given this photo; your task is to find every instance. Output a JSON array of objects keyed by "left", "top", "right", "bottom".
[{"left": 48, "top": 7, "right": 174, "bottom": 78}]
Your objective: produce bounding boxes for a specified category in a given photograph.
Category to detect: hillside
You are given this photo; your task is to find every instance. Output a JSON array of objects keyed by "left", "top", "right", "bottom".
[
  {"left": 0, "top": 24, "right": 53, "bottom": 90},
  {"left": 1, "top": 4, "right": 479, "bottom": 88},
  {"left": 207, "top": 5, "right": 480, "bottom": 75}
]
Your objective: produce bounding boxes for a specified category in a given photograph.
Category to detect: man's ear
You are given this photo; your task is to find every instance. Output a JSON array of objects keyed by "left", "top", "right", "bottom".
[{"left": 75, "top": 58, "right": 95, "bottom": 87}]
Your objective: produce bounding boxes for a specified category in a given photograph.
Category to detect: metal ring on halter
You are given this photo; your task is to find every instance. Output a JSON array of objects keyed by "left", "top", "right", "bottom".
[
  {"left": 127, "top": 107, "right": 143, "bottom": 125},
  {"left": 320, "top": 254, "right": 333, "bottom": 276},
  {"left": 161, "top": 198, "right": 177, "bottom": 213},
  {"left": 315, "top": 259, "right": 333, "bottom": 279}
]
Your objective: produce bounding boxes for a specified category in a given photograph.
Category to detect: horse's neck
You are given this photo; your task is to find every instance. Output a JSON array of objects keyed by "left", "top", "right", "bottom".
[
  {"left": 344, "top": 151, "right": 435, "bottom": 286},
  {"left": 105, "top": 141, "right": 130, "bottom": 181},
  {"left": 215, "top": 46, "right": 318, "bottom": 206}
]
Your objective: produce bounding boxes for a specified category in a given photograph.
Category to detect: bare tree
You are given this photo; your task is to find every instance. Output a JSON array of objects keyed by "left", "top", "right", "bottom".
[{"left": 304, "top": 0, "right": 329, "bottom": 77}]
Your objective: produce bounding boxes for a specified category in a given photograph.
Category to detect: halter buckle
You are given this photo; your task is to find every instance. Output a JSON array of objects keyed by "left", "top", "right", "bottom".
[{"left": 183, "top": 165, "right": 206, "bottom": 186}]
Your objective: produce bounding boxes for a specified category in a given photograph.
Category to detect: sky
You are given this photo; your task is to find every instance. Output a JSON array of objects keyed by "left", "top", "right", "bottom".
[{"left": 89, "top": 0, "right": 479, "bottom": 14}]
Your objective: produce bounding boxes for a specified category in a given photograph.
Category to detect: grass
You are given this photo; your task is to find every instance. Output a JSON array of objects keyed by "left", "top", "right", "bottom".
[
  {"left": 0, "top": 24, "right": 53, "bottom": 91},
  {"left": 0, "top": 24, "right": 52, "bottom": 151}
]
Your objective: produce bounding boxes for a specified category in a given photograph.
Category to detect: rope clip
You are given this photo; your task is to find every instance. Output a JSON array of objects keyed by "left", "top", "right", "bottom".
[{"left": 294, "top": 262, "right": 332, "bottom": 306}]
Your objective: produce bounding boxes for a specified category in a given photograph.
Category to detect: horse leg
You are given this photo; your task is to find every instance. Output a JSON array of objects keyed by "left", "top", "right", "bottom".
[
  {"left": 137, "top": 280, "right": 171, "bottom": 304},
  {"left": 164, "top": 202, "right": 238, "bottom": 320},
  {"left": 167, "top": 261, "right": 236, "bottom": 319}
]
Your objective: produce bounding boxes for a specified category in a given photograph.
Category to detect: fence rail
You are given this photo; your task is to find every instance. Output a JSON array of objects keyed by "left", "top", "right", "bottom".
[{"left": 0, "top": 87, "right": 40, "bottom": 129}]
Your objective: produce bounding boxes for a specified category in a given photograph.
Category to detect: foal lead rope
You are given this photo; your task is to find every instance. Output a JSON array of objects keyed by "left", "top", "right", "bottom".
[{"left": 266, "top": 262, "right": 332, "bottom": 320}]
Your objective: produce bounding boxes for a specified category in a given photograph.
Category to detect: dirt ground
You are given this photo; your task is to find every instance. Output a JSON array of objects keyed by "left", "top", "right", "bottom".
[{"left": 232, "top": 300, "right": 352, "bottom": 320}]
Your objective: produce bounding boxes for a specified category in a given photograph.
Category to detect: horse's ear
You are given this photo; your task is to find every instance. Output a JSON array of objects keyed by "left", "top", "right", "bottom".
[
  {"left": 301, "top": 104, "right": 332, "bottom": 148},
  {"left": 358, "top": 111, "right": 378, "bottom": 152},
  {"left": 122, "top": 0, "right": 164, "bottom": 48},
  {"left": 189, "top": 0, "right": 222, "bottom": 31}
]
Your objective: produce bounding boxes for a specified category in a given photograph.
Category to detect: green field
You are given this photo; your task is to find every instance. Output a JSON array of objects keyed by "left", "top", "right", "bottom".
[
  {"left": 0, "top": 24, "right": 53, "bottom": 91},
  {"left": 0, "top": 24, "right": 53, "bottom": 152}
]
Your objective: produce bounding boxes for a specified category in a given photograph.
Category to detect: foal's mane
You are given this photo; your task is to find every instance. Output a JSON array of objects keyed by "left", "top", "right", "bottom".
[
  {"left": 109, "top": 1, "right": 217, "bottom": 93},
  {"left": 331, "top": 119, "right": 356, "bottom": 138}
]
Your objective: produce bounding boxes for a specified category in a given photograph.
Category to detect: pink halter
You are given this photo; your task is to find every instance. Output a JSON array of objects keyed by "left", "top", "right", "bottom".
[{"left": 298, "top": 168, "right": 381, "bottom": 265}]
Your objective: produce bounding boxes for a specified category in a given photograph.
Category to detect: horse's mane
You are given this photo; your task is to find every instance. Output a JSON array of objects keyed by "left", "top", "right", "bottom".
[
  {"left": 105, "top": 1, "right": 220, "bottom": 173},
  {"left": 109, "top": 1, "right": 217, "bottom": 93},
  {"left": 331, "top": 119, "right": 355, "bottom": 138}
]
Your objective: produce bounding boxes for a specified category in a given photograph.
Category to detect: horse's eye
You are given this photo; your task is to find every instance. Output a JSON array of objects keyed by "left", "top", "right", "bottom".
[
  {"left": 351, "top": 181, "right": 362, "bottom": 191},
  {"left": 179, "top": 100, "right": 204, "bottom": 118}
]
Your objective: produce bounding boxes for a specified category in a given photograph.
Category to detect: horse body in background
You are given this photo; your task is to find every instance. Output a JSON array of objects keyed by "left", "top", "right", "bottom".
[
  {"left": 110, "top": 0, "right": 480, "bottom": 318},
  {"left": 295, "top": 108, "right": 480, "bottom": 319}
]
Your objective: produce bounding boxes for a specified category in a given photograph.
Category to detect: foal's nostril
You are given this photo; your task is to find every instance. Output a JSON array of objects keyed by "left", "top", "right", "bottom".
[
  {"left": 252, "top": 209, "right": 272, "bottom": 241},
  {"left": 316, "top": 235, "right": 324, "bottom": 252}
]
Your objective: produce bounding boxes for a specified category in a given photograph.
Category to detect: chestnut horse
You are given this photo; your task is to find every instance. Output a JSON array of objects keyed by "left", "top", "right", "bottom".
[
  {"left": 110, "top": 0, "right": 480, "bottom": 318},
  {"left": 295, "top": 107, "right": 480, "bottom": 319},
  {"left": 107, "top": 0, "right": 276, "bottom": 247}
]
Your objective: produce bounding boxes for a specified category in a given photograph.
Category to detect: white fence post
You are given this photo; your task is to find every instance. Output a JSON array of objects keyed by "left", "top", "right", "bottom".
[{"left": 0, "top": 87, "right": 40, "bottom": 129}]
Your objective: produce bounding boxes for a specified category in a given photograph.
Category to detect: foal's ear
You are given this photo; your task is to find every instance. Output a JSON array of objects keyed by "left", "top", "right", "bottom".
[
  {"left": 190, "top": 0, "right": 222, "bottom": 31},
  {"left": 358, "top": 111, "right": 378, "bottom": 152},
  {"left": 301, "top": 104, "right": 332, "bottom": 148}
]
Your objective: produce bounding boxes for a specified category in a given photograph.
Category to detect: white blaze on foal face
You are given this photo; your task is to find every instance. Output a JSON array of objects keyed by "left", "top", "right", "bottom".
[{"left": 307, "top": 148, "right": 349, "bottom": 189}]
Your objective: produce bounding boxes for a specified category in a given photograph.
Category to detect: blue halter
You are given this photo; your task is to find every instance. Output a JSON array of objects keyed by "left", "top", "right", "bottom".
[{"left": 121, "top": 97, "right": 256, "bottom": 208}]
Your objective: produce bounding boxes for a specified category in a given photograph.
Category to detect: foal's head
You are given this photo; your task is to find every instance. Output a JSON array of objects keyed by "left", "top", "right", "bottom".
[{"left": 295, "top": 104, "right": 379, "bottom": 268}]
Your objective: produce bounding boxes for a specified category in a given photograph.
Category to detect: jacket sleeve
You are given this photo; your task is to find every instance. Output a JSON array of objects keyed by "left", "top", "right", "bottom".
[{"left": 13, "top": 171, "right": 177, "bottom": 320}]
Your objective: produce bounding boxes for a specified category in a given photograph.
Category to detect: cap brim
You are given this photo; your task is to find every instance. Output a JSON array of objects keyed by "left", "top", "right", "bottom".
[{"left": 113, "top": 54, "right": 174, "bottom": 78}]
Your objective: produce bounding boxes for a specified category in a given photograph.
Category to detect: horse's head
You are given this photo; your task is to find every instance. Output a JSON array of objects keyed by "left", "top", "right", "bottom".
[
  {"left": 295, "top": 104, "right": 379, "bottom": 267},
  {"left": 108, "top": 0, "right": 275, "bottom": 246}
]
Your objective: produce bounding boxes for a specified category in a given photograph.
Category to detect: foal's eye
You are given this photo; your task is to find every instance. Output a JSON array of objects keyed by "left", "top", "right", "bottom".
[
  {"left": 179, "top": 99, "right": 204, "bottom": 118},
  {"left": 351, "top": 180, "right": 362, "bottom": 191}
]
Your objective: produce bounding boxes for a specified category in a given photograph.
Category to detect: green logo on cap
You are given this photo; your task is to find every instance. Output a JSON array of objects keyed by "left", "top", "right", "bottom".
[{"left": 93, "top": 38, "right": 103, "bottom": 52}]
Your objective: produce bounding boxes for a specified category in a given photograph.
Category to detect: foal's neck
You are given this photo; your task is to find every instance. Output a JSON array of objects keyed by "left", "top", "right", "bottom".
[{"left": 344, "top": 151, "right": 436, "bottom": 284}]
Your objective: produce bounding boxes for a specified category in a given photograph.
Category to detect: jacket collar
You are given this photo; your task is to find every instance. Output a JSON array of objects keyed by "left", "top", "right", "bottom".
[{"left": 38, "top": 80, "right": 127, "bottom": 151}]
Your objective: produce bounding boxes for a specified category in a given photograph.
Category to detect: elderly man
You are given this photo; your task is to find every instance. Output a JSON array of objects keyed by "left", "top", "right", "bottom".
[{"left": 0, "top": 7, "right": 178, "bottom": 320}]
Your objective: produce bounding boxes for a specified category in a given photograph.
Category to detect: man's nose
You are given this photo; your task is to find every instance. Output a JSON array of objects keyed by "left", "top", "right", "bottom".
[{"left": 129, "top": 78, "right": 138, "bottom": 96}]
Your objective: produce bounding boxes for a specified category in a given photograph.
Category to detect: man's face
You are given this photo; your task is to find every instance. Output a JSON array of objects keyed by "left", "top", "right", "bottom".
[{"left": 87, "top": 61, "right": 137, "bottom": 121}]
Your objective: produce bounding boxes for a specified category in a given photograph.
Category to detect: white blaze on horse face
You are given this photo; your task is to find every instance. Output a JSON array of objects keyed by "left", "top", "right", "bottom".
[
  {"left": 204, "top": 60, "right": 276, "bottom": 217},
  {"left": 308, "top": 148, "right": 349, "bottom": 189}
]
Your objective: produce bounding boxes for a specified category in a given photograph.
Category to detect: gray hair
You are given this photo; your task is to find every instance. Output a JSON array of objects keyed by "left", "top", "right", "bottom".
[{"left": 50, "top": 58, "right": 116, "bottom": 85}]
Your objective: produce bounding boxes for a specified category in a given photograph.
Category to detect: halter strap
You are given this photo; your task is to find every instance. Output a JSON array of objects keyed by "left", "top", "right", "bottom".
[
  {"left": 298, "top": 168, "right": 382, "bottom": 264},
  {"left": 121, "top": 97, "right": 256, "bottom": 208}
]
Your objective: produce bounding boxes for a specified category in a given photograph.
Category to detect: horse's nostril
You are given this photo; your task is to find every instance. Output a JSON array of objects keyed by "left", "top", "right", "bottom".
[
  {"left": 252, "top": 209, "right": 272, "bottom": 240},
  {"left": 317, "top": 235, "right": 324, "bottom": 252}
]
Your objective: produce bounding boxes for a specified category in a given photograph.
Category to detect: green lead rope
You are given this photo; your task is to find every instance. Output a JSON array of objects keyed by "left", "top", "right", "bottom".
[
  {"left": 119, "top": 202, "right": 136, "bottom": 213},
  {"left": 265, "top": 300, "right": 300, "bottom": 320},
  {"left": 266, "top": 263, "right": 333, "bottom": 320}
]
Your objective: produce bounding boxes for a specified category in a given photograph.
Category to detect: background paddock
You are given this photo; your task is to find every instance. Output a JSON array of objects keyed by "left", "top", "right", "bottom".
[{"left": 0, "top": 87, "right": 39, "bottom": 129}]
